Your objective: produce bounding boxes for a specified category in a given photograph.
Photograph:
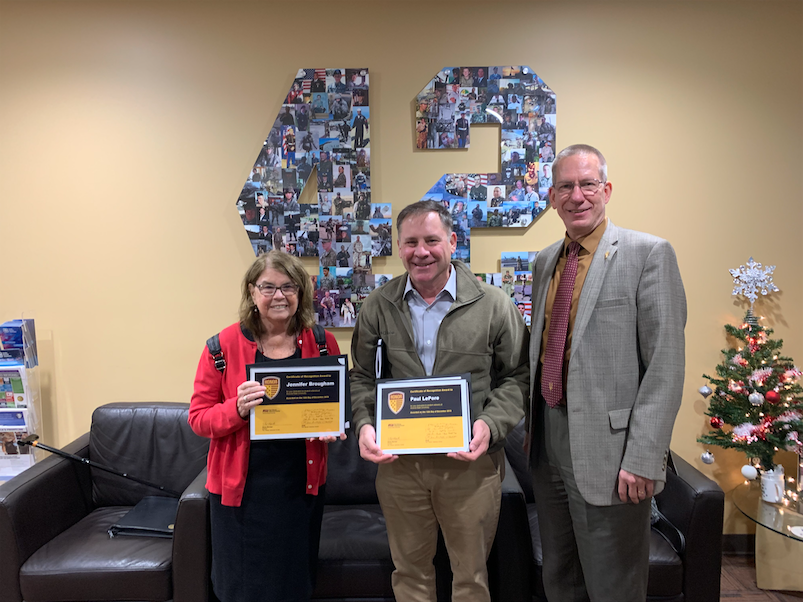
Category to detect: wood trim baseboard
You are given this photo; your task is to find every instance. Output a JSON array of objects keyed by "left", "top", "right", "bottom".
[{"left": 723, "top": 533, "right": 755, "bottom": 555}]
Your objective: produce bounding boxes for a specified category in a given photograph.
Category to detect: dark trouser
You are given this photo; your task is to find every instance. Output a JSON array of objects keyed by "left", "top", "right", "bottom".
[
  {"left": 531, "top": 398, "right": 651, "bottom": 602},
  {"left": 210, "top": 440, "right": 325, "bottom": 602}
]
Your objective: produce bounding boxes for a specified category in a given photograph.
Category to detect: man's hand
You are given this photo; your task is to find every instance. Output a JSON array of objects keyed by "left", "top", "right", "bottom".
[
  {"left": 358, "top": 425, "right": 398, "bottom": 464},
  {"left": 617, "top": 469, "right": 654, "bottom": 504},
  {"left": 447, "top": 419, "right": 490, "bottom": 462}
]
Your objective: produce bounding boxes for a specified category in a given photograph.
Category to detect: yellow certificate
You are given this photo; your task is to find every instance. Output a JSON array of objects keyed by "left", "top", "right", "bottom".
[
  {"left": 376, "top": 375, "right": 471, "bottom": 454},
  {"left": 248, "top": 355, "right": 348, "bottom": 440}
]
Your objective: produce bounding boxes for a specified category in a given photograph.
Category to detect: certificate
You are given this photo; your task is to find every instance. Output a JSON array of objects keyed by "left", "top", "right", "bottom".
[
  {"left": 376, "top": 374, "right": 471, "bottom": 455},
  {"left": 247, "top": 355, "right": 349, "bottom": 440}
]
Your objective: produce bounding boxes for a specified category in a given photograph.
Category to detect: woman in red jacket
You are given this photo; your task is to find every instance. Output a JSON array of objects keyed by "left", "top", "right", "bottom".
[{"left": 189, "top": 250, "right": 342, "bottom": 602}]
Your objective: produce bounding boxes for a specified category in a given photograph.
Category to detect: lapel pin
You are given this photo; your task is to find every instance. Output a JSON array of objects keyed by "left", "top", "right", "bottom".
[{"left": 605, "top": 251, "right": 610, "bottom": 260}]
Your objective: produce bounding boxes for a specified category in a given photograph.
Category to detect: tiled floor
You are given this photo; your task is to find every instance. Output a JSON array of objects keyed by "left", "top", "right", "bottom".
[{"left": 721, "top": 554, "right": 803, "bottom": 600}]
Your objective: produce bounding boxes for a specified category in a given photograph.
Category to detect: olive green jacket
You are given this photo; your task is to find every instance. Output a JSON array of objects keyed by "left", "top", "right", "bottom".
[{"left": 350, "top": 261, "right": 530, "bottom": 452}]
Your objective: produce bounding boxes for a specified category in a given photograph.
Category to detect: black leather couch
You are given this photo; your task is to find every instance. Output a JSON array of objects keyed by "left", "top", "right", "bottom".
[
  {"left": 0, "top": 402, "right": 528, "bottom": 602},
  {"left": 314, "top": 432, "right": 531, "bottom": 601},
  {"left": 0, "top": 402, "right": 210, "bottom": 602},
  {"left": 504, "top": 423, "right": 725, "bottom": 602},
  {"left": 2, "top": 406, "right": 722, "bottom": 602}
]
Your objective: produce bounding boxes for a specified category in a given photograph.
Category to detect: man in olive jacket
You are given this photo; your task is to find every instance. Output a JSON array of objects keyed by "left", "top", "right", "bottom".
[{"left": 350, "top": 200, "right": 529, "bottom": 602}]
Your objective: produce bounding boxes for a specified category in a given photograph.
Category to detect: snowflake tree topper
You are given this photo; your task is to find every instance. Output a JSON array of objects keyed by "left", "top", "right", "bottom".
[{"left": 729, "top": 257, "right": 780, "bottom": 307}]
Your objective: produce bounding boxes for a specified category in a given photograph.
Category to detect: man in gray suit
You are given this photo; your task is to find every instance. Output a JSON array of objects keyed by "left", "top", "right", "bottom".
[{"left": 527, "top": 144, "right": 686, "bottom": 601}]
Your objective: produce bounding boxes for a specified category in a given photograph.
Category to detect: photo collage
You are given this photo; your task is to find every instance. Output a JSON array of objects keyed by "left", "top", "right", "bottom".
[
  {"left": 416, "top": 66, "right": 556, "bottom": 263},
  {"left": 235, "top": 68, "right": 392, "bottom": 328},
  {"left": 475, "top": 251, "right": 537, "bottom": 326}
]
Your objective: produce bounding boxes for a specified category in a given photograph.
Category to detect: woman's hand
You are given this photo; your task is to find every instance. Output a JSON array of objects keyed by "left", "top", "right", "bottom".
[{"left": 236, "top": 380, "right": 266, "bottom": 419}]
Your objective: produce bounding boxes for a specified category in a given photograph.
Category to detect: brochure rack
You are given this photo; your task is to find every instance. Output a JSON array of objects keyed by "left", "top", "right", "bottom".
[{"left": 0, "top": 319, "right": 41, "bottom": 481}]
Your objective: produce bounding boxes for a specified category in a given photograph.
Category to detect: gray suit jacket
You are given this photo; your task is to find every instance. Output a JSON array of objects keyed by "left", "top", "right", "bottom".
[{"left": 527, "top": 220, "right": 687, "bottom": 505}]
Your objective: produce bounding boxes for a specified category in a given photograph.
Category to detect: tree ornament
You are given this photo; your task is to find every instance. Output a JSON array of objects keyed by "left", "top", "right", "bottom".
[
  {"left": 784, "top": 368, "right": 802, "bottom": 382},
  {"left": 749, "top": 391, "right": 765, "bottom": 406},
  {"left": 766, "top": 390, "right": 780, "bottom": 404},
  {"left": 741, "top": 465, "right": 758, "bottom": 480},
  {"left": 729, "top": 257, "right": 780, "bottom": 308},
  {"left": 710, "top": 416, "right": 724, "bottom": 429},
  {"left": 699, "top": 385, "right": 713, "bottom": 398},
  {"left": 732, "top": 354, "right": 748, "bottom": 368},
  {"left": 701, "top": 450, "right": 715, "bottom": 464},
  {"left": 750, "top": 367, "right": 773, "bottom": 386}
]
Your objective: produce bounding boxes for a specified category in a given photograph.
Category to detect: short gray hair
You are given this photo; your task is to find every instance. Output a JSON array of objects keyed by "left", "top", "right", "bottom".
[{"left": 552, "top": 144, "right": 608, "bottom": 182}]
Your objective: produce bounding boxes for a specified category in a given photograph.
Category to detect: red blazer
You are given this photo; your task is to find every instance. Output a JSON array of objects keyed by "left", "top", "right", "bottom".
[{"left": 189, "top": 323, "right": 340, "bottom": 507}]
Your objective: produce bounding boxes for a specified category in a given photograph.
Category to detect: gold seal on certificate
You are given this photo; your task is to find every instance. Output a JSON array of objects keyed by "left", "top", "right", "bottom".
[
  {"left": 376, "top": 374, "right": 472, "bottom": 454},
  {"left": 246, "top": 355, "right": 349, "bottom": 440}
]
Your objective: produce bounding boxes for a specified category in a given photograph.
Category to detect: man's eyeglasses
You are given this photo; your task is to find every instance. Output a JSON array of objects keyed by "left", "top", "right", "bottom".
[
  {"left": 255, "top": 283, "right": 299, "bottom": 297},
  {"left": 554, "top": 179, "right": 605, "bottom": 197}
]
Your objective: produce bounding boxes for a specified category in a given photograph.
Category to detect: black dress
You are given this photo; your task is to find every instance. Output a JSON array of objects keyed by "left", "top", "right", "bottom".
[{"left": 209, "top": 348, "right": 326, "bottom": 602}]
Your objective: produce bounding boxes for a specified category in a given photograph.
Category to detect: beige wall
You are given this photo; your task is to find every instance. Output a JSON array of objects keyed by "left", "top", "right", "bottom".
[{"left": 1, "top": 0, "right": 801, "bottom": 533}]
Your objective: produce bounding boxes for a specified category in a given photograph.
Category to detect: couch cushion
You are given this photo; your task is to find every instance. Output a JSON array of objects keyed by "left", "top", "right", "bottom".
[
  {"left": 324, "top": 436, "right": 379, "bottom": 505},
  {"left": 90, "top": 402, "right": 208, "bottom": 507},
  {"left": 527, "top": 505, "right": 543, "bottom": 564},
  {"left": 646, "top": 529, "right": 683, "bottom": 598},
  {"left": 504, "top": 420, "right": 535, "bottom": 503},
  {"left": 319, "top": 505, "right": 391, "bottom": 560},
  {"left": 315, "top": 505, "right": 394, "bottom": 599},
  {"left": 20, "top": 506, "right": 172, "bottom": 602}
]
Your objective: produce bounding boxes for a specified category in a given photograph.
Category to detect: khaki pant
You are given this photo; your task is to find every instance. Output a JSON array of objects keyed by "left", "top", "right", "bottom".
[{"left": 376, "top": 452, "right": 503, "bottom": 602}]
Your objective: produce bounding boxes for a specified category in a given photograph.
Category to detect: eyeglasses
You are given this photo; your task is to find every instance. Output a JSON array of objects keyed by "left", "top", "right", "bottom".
[
  {"left": 553, "top": 179, "right": 605, "bottom": 197},
  {"left": 255, "top": 283, "right": 299, "bottom": 297}
]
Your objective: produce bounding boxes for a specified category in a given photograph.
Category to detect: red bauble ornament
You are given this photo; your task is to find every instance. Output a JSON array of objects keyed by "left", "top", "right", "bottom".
[
  {"left": 766, "top": 390, "right": 780, "bottom": 404},
  {"left": 710, "top": 416, "right": 724, "bottom": 429}
]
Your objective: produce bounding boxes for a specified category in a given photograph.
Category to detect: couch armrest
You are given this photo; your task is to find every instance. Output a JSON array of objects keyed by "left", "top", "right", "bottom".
[
  {"left": 655, "top": 451, "right": 724, "bottom": 602},
  {"left": 488, "top": 455, "right": 533, "bottom": 602},
  {"left": 172, "top": 467, "right": 211, "bottom": 602},
  {"left": 0, "top": 433, "right": 92, "bottom": 602}
]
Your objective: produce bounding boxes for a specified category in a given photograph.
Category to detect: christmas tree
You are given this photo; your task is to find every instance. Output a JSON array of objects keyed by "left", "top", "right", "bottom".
[{"left": 698, "top": 258, "right": 802, "bottom": 471}]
